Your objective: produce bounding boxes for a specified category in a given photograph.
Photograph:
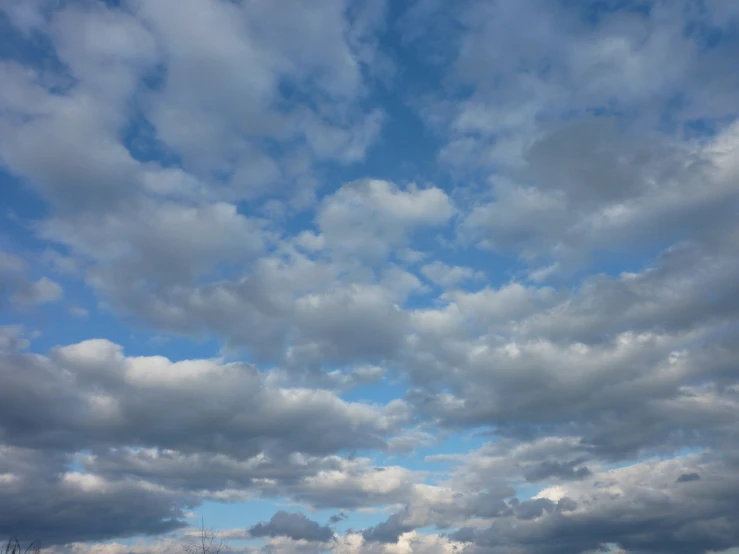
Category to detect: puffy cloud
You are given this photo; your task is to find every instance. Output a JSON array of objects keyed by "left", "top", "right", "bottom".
[
  {"left": 522, "top": 460, "right": 592, "bottom": 483},
  {"left": 0, "top": 250, "right": 62, "bottom": 308},
  {"left": 248, "top": 511, "right": 334, "bottom": 543},
  {"left": 0, "top": 338, "right": 417, "bottom": 544},
  {"left": 9, "top": 276, "right": 62, "bottom": 305},
  {"left": 0, "top": 0, "right": 392, "bottom": 353},
  {"left": 41, "top": 199, "right": 266, "bottom": 287},
  {"left": 419, "top": 0, "right": 739, "bottom": 170},
  {"left": 129, "top": 0, "right": 384, "bottom": 177},
  {"left": 420, "top": 261, "right": 483, "bottom": 288},
  {"left": 461, "top": 118, "right": 739, "bottom": 266},
  {"left": 0, "top": 447, "right": 193, "bottom": 545},
  {"left": 0, "top": 325, "right": 29, "bottom": 351},
  {"left": 357, "top": 450, "right": 739, "bottom": 554},
  {"left": 77, "top": 449, "right": 420, "bottom": 513},
  {"left": 316, "top": 179, "right": 454, "bottom": 262},
  {"left": 0, "top": 339, "right": 400, "bottom": 458},
  {"left": 451, "top": 454, "right": 739, "bottom": 554}
]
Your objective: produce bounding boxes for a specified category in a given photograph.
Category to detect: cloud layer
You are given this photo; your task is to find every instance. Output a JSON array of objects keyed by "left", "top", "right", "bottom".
[{"left": 1, "top": 1, "right": 739, "bottom": 553}]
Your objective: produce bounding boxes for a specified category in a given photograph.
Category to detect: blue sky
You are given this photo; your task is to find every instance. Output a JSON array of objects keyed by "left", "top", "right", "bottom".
[{"left": 1, "top": 1, "right": 739, "bottom": 553}]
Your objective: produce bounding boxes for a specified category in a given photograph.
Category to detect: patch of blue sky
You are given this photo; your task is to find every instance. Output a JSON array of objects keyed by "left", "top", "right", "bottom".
[
  {"left": 564, "top": 0, "right": 654, "bottom": 24},
  {"left": 195, "top": 498, "right": 282, "bottom": 531},
  {"left": 119, "top": 332, "right": 224, "bottom": 362},
  {"left": 11, "top": 284, "right": 221, "bottom": 360},
  {"left": 514, "top": 483, "right": 547, "bottom": 501},
  {"left": 340, "top": 376, "right": 407, "bottom": 405},
  {"left": 0, "top": 9, "right": 65, "bottom": 75},
  {"left": 564, "top": 243, "right": 676, "bottom": 284},
  {"left": 121, "top": 107, "right": 181, "bottom": 168},
  {"left": 331, "top": 97, "right": 443, "bottom": 187},
  {"left": 266, "top": 502, "right": 389, "bottom": 536},
  {"left": 0, "top": 172, "right": 49, "bottom": 249},
  {"left": 379, "top": 429, "right": 493, "bottom": 480}
]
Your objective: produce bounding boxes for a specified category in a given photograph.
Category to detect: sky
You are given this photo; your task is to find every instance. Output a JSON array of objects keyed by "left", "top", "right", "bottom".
[{"left": 1, "top": 0, "right": 739, "bottom": 553}]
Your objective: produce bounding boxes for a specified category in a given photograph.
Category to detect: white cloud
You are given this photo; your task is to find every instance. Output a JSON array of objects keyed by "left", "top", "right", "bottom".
[
  {"left": 317, "top": 179, "right": 454, "bottom": 261},
  {"left": 420, "top": 261, "right": 482, "bottom": 288}
]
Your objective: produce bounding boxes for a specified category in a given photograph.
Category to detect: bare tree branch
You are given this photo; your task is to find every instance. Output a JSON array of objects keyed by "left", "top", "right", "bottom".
[
  {"left": 182, "top": 518, "right": 227, "bottom": 554},
  {"left": 2, "top": 538, "right": 40, "bottom": 554}
]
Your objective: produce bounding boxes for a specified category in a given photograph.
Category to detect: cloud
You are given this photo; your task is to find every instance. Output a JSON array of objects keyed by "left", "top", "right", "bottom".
[
  {"left": 9, "top": 277, "right": 62, "bottom": 305},
  {"left": 361, "top": 510, "right": 415, "bottom": 544},
  {"left": 422, "top": 0, "right": 739, "bottom": 170},
  {"left": 316, "top": 179, "right": 454, "bottom": 262},
  {"left": 129, "top": 0, "right": 384, "bottom": 177},
  {"left": 420, "top": 261, "right": 483, "bottom": 288},
  {"left": 0, "top": 339, "right": 402, "bottom": 458},
  {"left": 329, "top": 512, "right": 348, "bottom": 524},
  {"left": 249, "top": 511, "right": 334, "bottom": 543},
  {"left": 68, "top": 306, "right": 89, "bottom": 318},
  {"left": 0, "top": 447, "right": 192, "bottom": 546},
  {"left": 0, "top": 251, "right": 25, "bottom": 274},
  {"left": 0, "top": 337, "right": 416, "bottom": 544},
  {"left": 0, "top": 251, "right": 62, "bottom": 308},
  {"left": 522, "top": 459, "right": 592, "bottom": 483},
  {"left": 451, "top": 454, "right": 739, "bottom": 554},
  {"left": 1, "top": 0, "right": 739, "bottom": 552},
  {"left": 41, "top": 199, "right": 266, "bottom": 286},
  {"left": 0, "top": 325, "right": 29, "bottom": 351}
]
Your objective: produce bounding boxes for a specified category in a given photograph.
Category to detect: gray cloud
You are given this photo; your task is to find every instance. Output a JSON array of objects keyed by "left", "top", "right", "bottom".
[
  {"left": 9, "top": 276, "right": 62, "bottom": 306},
  {"left": 0, "top": 337, "right": 414, "bottom": 545},
  {"left": 0, "top": 325, "right": 29, "bottom": 351},
  {"left": 75, "top": 448, "right": 418, "bottom": 513},
  {"left": 523, "top": 459, "right": 592, "bottom": 483},
  {"left": 423, "top": 0, "right": 739, "bottom": 169},
  {"left": 249, "top": 511, "right": 334, "bottom": 543},
  {"left": 0, "top": 340, "right": 400, "bottom": 458},
  {"left": 0, "top": 250, "right": 62, "bottom": 309},
  {"left": 461, "top": 118, "right": 739, "bottom": 269},
  {"left": 513, "top": 498, "right": 555, "bottom": 520},
  {"left": 362, "top": 509, "right": 416, "bottom": 544},
  {"left": 449, "top": 455, "right": 739, "bottom": 554},
  {"left": 328, "top": 512, "right": 348, "bottom": 524},
  {"left": 0, "top": 447, "right": 193, "bottom": 546}
]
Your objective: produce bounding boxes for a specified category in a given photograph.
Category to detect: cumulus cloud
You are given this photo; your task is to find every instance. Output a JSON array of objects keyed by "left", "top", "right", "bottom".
[
  {"left": 9, "top": 276, "right": 62, "bottom": 305},
  {"left": 420, "top": 261, "right": 483, "bottom": 288},
  {"left": 0, "top": 325, "right": 29, "bottom": 351},
  {"left": 0, "top": 446, "right": 192, "bottom": 545},
  {"left": 316, "top": 179, "right": 454, "bottom": 261},
  {"left": 0, "top": 339, "right": 403, "bottom": 457},
  {"left": 461, "top": 119, "right": 739, "bottom": 267},
  {"left": 451, "top": 454, "right": 739, "bottom": 554},
  {"left": 249, "top": 511, "right": 334, "bottom": 543}
]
